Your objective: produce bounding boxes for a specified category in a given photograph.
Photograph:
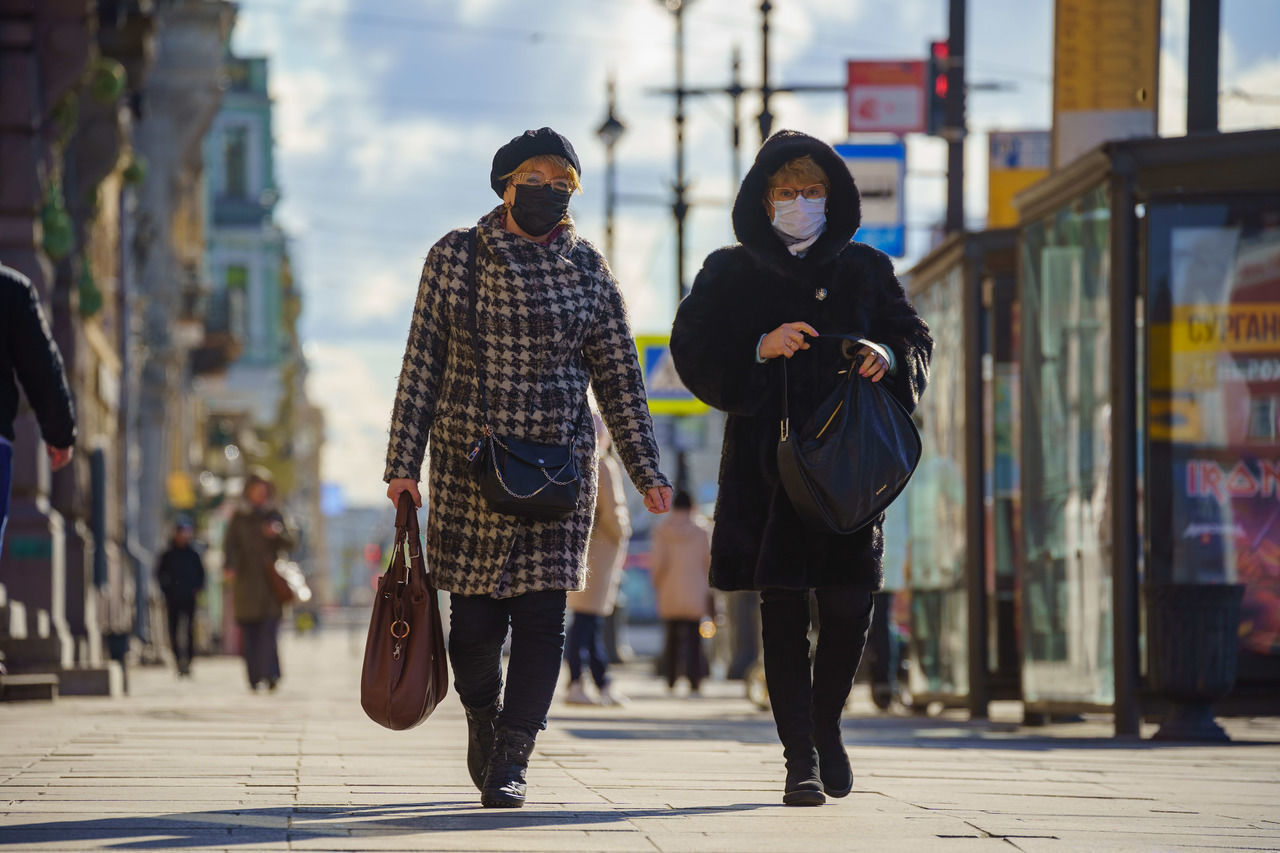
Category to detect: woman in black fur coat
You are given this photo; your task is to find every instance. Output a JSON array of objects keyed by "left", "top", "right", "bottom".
[{"left": 670, "top": 130, "right": 932, "bottom": 806}]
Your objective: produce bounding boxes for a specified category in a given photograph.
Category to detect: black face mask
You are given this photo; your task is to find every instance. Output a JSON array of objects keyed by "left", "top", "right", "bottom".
[{"left": 510, "top": 184, "right": 572, "bottom": 237}]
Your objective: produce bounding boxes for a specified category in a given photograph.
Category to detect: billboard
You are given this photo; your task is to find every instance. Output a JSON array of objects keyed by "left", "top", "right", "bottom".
[{"left": 846, "top": 60, "right": 926, "bottom": 135}]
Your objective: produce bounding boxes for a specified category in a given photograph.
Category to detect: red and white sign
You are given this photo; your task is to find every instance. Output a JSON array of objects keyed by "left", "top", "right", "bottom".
[{"left": 846, "top": 60, "right": 926, "bottom": 135}]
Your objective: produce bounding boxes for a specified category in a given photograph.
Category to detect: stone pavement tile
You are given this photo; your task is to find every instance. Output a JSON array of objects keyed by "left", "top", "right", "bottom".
[
  {"left": 647, "top": 828, "right": 1007, "bottom": 853},
  {"left": 0, "top": 800, "right": 254, "bottom": 814},
  {"left": 0, "top": 828, "right": 289, "bottom": 851},
  {"left": 287, "top": 828, "right": 656, "bottom": 851},
  {"left": 0, "top": 809, "right": 290, "bottom": 830},
  {"left": 1012, "top": 831, "right": 1280, "bottom": 851}
]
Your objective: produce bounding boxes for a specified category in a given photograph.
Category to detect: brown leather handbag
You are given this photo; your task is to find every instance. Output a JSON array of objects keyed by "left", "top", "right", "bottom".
[
  {"left": 267, "top": 561, "right": 294, "bottom": 605},
  {"left": 360, "top": 492, "right": 449, "bottom": 730}
]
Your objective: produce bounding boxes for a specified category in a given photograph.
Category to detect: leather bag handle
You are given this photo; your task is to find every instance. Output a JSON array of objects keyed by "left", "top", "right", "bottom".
[{"left": 778, "top": 333, "right": 867, "bottom": 440}]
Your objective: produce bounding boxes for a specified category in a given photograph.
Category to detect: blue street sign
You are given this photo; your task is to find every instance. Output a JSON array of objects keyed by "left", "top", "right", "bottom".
[{"left": 834, "top": 142, "right": 907, "bottom": 258}]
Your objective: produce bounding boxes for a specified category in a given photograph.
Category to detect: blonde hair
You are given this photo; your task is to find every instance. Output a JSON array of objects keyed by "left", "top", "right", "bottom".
[
  {"left": 767, "top": 155, "right": 829, "bottom": 190},
  {"left": 500, "top": 155, "right": 582, "bottom": 193}
]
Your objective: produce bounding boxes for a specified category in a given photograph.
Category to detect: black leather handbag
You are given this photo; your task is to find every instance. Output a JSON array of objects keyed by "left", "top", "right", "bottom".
[
  {"left": 463, "top": 229, "right": 584, "bottom": 521},
  {"left": 776, "top": 335, "right": 922, "bottom": 535}
]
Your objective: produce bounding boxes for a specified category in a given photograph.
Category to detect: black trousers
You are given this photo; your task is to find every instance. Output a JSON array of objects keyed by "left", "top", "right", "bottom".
[
  {"left": 663, "top": 619, "right": 705, "bottom": 690},
  {"left": 449, "top": 590, "right": 567, "bottom": 739},
  {"left": 565, "top": 612, "right": 609, "bottom": 688},
  {"left": 239, "top": 619, "right": 281, "bottom": 687},
  {"left": 166, "top": 598, "right": 196, "bottom": 670},
  {"left": 760, "top": 586, "right": 874, "bottom": 751}
]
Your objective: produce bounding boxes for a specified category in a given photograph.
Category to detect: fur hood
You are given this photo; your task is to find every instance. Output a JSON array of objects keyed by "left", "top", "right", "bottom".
[{"left": 731, "top": 130, "right": 862, "bottom": 278}]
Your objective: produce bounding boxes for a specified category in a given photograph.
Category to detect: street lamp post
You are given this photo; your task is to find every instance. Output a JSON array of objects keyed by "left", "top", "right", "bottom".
[
  {"left": 596, "top": 76, "right": 626, "bottom": 262},
  {"left": 660, "top": 0, "right": 694, "bottom": 492}
]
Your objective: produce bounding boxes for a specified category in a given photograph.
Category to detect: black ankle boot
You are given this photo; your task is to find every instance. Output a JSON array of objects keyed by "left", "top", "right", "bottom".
[
  {"left": 481, "top": 727, "right": 535, "bottom": 808},
  {"left": 783, "top": 745, "right": 826, "bottom": 806},
  {"left": 813, "top": 720, "right": 852, "bottom": 798},
  {"left": 464, "top": 700, "right": 501, "bottom": 791},
  {"left": 761, "top": 591, "right": 826, "bottom": 807}
]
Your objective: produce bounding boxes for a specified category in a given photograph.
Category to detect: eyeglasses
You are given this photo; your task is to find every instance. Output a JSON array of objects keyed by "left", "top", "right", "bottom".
[
  {"left": 768, "top": 184, "right": 828, "bottom": 202},
  {"left": 511, "top": 172, "right": 575, "bottom": 194}
]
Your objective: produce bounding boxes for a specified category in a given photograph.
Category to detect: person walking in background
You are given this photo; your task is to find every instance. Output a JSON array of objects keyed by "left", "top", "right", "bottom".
[
  {"left": 223, "top": 470, "right": 294, "bottom": 692},
  {"left": 650, "top": 491, "right": 713, "bottom": 696},
  {"left": 384, "top": 127, "right": 671, "bottom": 809},
  {"left": 670, "top": 131, "right": 931, "bottom": 806},
  {"left": 155, "top": 519, "right": 206, "bottom": 677},
  {"left": 0, "top": 262, "right": 76, "bottom": 558},
  {"left": 564, "top": 414, "right": 632, "bottom": 707}
]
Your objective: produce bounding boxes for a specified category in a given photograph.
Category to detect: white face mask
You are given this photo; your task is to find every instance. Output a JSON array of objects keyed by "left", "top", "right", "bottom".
[{"left": 771, "top": 196, "right": 827, "bottom": 242}]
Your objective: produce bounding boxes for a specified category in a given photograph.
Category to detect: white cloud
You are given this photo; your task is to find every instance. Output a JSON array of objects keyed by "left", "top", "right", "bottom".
[
  {"left": 1222, "top": 57, "right": 1280, "bottom": 131},
  {"left": 306, "top": 340, "right": 404, "bottom": 506},
  {"left": 271, "top": 67, "right": 335, "bottom": 156}
]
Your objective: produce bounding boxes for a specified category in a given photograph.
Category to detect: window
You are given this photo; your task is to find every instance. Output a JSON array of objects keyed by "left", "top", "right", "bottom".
[
  {"left": 224, "top": 126, "right": 249, "bottom": 199},
  {"left": 226, "top": 264, "right": 248, "bottom": 344}
]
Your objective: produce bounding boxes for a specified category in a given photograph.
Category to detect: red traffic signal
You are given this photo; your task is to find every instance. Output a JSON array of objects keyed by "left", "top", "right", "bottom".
[{"left": 927, "top": 39, "right": 949, "bottom": 135}]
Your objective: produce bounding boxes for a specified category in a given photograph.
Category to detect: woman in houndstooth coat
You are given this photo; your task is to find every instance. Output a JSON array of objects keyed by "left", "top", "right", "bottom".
[{"left": 384, "top": 128, "right": 671, "bottom": 810}]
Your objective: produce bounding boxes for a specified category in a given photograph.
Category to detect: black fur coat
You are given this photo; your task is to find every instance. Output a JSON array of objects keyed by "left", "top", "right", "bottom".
[{"left": 670, "top": 130, "right": 932, "bottom": 592}]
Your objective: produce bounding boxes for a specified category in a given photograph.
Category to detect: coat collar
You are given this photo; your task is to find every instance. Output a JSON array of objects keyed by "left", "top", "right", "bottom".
[{"left": 476, "top": 205, "right": 581, "bottom": 264}]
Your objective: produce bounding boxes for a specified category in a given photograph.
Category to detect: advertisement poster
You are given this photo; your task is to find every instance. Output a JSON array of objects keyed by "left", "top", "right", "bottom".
[{"left": 1153, "top": 224, "right": 1280, "bottom": 656}]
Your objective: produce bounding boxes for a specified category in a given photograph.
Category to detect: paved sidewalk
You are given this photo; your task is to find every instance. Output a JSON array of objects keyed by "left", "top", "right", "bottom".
[{"left": 2, "top": 620, "right": 1279, "bottom": 852}]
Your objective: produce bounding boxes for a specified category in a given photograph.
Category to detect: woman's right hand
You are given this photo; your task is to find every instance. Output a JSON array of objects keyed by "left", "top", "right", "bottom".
[
  {"left": 759, "top": 321, "right": 819, "bottom": 359},
  {"left": 387, "top": 478, "right": 422, "bottom": 508}
]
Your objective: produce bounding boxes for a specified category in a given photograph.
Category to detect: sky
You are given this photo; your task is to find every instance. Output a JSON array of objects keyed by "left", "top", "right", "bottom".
[{"left": 226, "top": 0, "right": 1280, "bottom": 508}]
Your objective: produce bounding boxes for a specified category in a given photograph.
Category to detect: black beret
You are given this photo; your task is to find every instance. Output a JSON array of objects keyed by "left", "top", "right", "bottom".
[{"left": 489, "top": 127, "right": 582, "bottom": 197}]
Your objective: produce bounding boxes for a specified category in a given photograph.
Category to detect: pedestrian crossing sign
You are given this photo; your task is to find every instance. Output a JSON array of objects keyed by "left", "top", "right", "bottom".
[{"left": 634, "top": 334, "right": 709, "bottom": 416}]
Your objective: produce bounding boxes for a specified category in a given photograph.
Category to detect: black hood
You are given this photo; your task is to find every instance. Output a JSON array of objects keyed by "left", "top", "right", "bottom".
[{"left": 731, "top": 130, "right": 862, "bottom": 277}]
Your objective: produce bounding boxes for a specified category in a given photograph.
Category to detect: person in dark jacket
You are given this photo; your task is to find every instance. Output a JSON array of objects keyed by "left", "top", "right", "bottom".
[
  {"left": 156, "top": 520, "right": 206, "bottom": 676},
  {"left": 670, "top": 131, "right": 932, "bottom": 806},
  {"left": 0, "top": 263, "right": 76, "bottom": 558},
  {"left": 223, "top": 471, "right": 294, "bottom": 691}
]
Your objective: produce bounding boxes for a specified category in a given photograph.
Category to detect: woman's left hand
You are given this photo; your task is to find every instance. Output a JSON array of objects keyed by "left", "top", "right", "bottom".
[
  {"left": 644, "top": 485, "right": 673, "bottom": 514},
  {"left": 855, "top": 345, "right": 889, "bottom": 383}
]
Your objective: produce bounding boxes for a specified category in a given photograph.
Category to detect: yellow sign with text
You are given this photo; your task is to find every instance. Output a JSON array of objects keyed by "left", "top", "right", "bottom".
[{"left": 1170, "top": 303, "right": 1280, "bottom": 354}]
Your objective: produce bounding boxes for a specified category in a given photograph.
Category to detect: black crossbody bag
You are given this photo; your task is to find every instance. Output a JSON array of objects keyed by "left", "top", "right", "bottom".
[{"left": 463, "top": 228, "right": 585, "bottom": 521}]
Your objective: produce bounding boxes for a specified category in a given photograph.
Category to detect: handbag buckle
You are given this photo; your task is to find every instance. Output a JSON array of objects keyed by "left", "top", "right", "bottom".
[
  {"left": 466, "top": 440, "right": 482, "bottom": 463},
  {"left": 390, "top": 620, "right": 411, "bottom": 640}
]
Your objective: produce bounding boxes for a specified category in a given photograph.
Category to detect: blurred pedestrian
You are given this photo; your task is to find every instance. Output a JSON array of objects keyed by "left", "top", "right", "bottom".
[
  {"left": 155, "top": 519, "right": 206, "bottom": 676},
  {"left": 670, "top": 131, "right": 932, "bottom": 806},
  {"left": 0, "top": 263, "right": 75, "bottom": 558},
  {"left": 223, "top": 470, "right": 294, "bottom": 691},
  {"left": 650, "top": 490, "right": 713, "bottom": 696},
  {"left": 384, "top": 127, "right": 671, "bottom": 809},
  {"left": 564, "top": 414, "right": 632, "bottom": 706}
]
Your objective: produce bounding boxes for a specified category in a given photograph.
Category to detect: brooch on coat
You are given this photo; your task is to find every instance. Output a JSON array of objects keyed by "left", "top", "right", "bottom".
[{"left": 815, "top": 287, "right": 828, "bottom": 301}]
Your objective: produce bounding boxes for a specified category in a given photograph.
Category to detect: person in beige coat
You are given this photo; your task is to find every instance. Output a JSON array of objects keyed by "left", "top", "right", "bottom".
[
  {"left": 650, "top": 491, "right": 713, "bottom": 694},
  {"left": 564, "top": 415, "right": 631, "bottom": 706}
]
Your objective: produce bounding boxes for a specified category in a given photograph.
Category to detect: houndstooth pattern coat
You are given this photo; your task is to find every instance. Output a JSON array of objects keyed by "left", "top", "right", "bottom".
[{"left": 385, "top": 206, "right": 669, "bottom": 598}]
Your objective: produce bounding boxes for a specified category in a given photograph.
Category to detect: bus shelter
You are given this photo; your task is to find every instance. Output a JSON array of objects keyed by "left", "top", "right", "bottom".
[
  {"left": 1013, "top": 129, "right": 1280, "bottom": 734},
  {"left": 903, "top": 228, "right": 1021, "bottom": 717}
]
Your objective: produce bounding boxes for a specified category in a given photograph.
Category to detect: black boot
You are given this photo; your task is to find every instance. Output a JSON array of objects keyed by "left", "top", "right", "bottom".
[
  {"left": 811, "top": 587, "right": 875, "bottom": 799},
  {"left": 761, "top": 591, "right": 825, "bottom": 807},
  {"left": 464, "top": 700, "right": 501, "bottom": 791},
  {"left": 481, "top": 727, "right": 536, "bottom": 808}
]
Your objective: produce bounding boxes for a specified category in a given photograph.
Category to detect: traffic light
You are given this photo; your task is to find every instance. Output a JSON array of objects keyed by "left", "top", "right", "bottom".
[{"left": 926, "top": 39, "right": 949, "bottom": 136}]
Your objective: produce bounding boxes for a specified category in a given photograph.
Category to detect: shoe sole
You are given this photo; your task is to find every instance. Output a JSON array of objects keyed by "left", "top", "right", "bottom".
[
  {"left": 782, "top": 789, "right": 826, "bottom": 806},
  {"left": 481, "top": 794, "right": 525, "bottom": 808}
]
